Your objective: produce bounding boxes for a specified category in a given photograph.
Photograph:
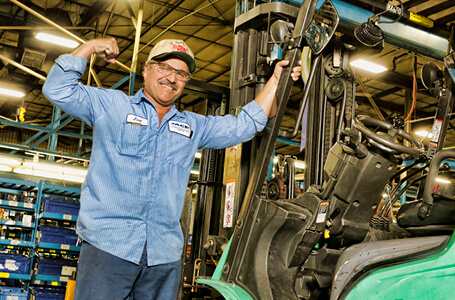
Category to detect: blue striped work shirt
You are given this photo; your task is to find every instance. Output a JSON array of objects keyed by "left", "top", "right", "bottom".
[{"left": 42, "top": 55, "right": 268, "bottom": 266}]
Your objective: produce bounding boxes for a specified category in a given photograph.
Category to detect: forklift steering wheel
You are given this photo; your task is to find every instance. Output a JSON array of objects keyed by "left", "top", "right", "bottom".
[{"left": 353, "top": 115, "right": 425, "bottom": 155}]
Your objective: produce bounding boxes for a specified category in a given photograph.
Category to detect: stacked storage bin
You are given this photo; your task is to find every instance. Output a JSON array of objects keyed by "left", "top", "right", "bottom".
[
  {"left": 39, "top": 196, "right": 80, "bottom": 246},
  {"left": 30, "top": 286, "right": 66, "bottom": 300},
  {"left": 0, "top": 287, "right": 27, "bottom": 300},
  {"left": 36, "top": 195, "right": 80, "bottom": 299},
  {"left": 41, "top": 197, "right": 80, "bottom": 216},
  {"left": 37, "top": 226, "right": 78, "bottom": 246},
  {"left": 35, "top": 257, "right": 77, "bottom": 277},
  {"left": 0, "top": 253, "right": 30, "bottom": 274}
]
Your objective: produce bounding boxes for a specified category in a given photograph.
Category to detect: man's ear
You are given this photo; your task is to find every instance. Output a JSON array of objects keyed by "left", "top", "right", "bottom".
[
  {"left": 143, "top": 70, "right": 147, "bottom": 79},
  {"left": 143, "top": 64, "right": 149, "bottom": 78}
]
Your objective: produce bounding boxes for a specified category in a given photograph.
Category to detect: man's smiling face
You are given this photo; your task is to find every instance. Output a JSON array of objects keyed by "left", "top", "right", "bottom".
[{"left": 143, "top": 57, "right": 189, "bottom": 110}]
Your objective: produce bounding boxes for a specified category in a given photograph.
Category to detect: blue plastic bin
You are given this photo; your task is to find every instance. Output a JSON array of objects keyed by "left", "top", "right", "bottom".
[
  {"left": 41, "top": 197, "right": 80, "bottom": 216},
  {"left": 38, "top": 226, "right": 78, "bottom": 246},
  {"left": 0, "top": 253, "right": 30, "bottom": 274},
  {"left": 30, "top": 286, "right": 66, "bottom": 300},
  {"left": 0, "top": 287, "right": 27, "bottom": 300},
  {"left": 36, "top": 257, "right": 78, "bottom": 276}
]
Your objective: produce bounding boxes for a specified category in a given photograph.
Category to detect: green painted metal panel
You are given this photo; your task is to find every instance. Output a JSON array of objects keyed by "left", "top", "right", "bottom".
[
  {"left": 196, "top": 238, "right": 253, "bottom": 300},
  {"left": 197, "top": 278, "right": 253, "bottom": 300},
  {"left": 345, "top": 234, "right": 455, "bottom": 299}
]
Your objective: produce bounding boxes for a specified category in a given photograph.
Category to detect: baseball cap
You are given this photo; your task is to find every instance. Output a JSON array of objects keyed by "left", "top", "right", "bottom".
[{"left": 147, "top": 39, "right": 195, "bottom": 73}]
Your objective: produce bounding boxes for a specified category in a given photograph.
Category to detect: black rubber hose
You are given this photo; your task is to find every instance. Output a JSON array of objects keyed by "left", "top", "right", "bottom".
[{"left": 419, "top": 150, "right": 455, "bottom": 219}]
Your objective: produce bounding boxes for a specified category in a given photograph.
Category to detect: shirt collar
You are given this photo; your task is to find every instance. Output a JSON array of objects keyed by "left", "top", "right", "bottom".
[
  {"left": 131, "top": 88, "right": 146, "bottom": 104},
  {"left": 133, "top": 89, "right": 181, "bottom": 123}
]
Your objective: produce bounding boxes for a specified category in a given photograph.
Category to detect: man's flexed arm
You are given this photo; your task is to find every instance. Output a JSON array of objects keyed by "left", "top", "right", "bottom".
[
  {"left": 73, "top": 38, "right": 119, "bottom": 64},
  {"left": 42, "top": 39, "right": 121, "bottom": 126},
  {"left": 254, "top": 60, "right": 302, "bottom": 118}
]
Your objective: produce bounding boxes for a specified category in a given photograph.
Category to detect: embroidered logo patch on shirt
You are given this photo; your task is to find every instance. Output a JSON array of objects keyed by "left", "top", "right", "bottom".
[
  {"left": 126, "top": 114, "right": 148, "bottom": 126},
  {"left": 169, "top": 121, "right": 192, "bottom": 138}
]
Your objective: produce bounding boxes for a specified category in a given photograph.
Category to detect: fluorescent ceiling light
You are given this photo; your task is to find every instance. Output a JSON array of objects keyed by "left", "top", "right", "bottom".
[
  {"left": 415, "top": 130, "right": 433, "bottom": 139},
  {"left": 23, "top": 162, "right": 87, "bottom": 177},
  {"left": 415, "top": 130, "right": 429, "bottom": 137},
  {"left": 436, "top": 177, "right": 451, "bottom": 184},
  {"left": 294, "top": 161, "right": 306, "bottom": 169},
  {"left": 195, "top": 152, "right": 201, "bottom": 159},
  {"left": 350, "top": 59, "right": 387, "bottom": 73},
  {"left": 25, "top": 152, "right": 45, "bottom": 157},
  {"left": 0, "top": 87, "right": 25, "bottom": 98},
  {"left": 0, "top": 156, "right": 21, "bottom": 166},
  {"left": 190, "top": 169, "right": 199, "bottom": 175},
  {"left": 0, "top": 165, "right": 12, "bottom": 172},
  {"left": 35, "top": 33, "right": 79, "bottom": 48},
  {"left": 13, "top": 168, "right": 85, "bottom": 183}
]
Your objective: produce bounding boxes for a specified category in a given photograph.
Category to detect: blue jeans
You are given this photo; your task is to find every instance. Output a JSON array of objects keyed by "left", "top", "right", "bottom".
[{"left": 74, "top": 241, "right": 181, "bottom": 300}]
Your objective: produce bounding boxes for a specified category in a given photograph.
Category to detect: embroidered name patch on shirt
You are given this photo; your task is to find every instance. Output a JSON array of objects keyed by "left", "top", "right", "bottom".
[
  {"left": 169, "top": 121, "right": 192, "bottom": 138},
  {"left": 126, "top": 114, "right": 148, "bottom": 126}
]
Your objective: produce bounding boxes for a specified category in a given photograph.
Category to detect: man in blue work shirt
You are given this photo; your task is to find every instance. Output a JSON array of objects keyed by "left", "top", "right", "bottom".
[{"left": 42, "top": 38, "right": 301, "bottom": 299}]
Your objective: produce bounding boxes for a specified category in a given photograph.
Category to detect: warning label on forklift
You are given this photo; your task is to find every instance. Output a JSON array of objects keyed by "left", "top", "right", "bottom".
[
  {"left": 223, "top": 179, "right": 235, "bottom": 228},
  {"left": 428, "top": 142, "right": 438, "bottom": 158},
  {"left": 316, "top": 202, "right": 329, "bottom": 223},
  {"left": 430, "top": 119, "right": 443, "bottom": 143}
]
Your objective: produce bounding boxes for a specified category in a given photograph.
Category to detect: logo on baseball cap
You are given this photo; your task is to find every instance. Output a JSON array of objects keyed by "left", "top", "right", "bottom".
[{"left": 147, "top": 39, "right": 195, "bottom": 73}]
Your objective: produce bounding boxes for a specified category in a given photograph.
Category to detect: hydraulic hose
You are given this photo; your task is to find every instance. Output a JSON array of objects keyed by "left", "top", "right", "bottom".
[{"left": 418, "top": 150, "right": 455, "bottom": 219}]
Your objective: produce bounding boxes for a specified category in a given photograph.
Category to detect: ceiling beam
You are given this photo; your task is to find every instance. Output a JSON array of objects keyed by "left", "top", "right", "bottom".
[
  {"left": 355, "top": 96, "right": 434, "bottom": 120},
  {"left": 357, "top": 69, "right": 428, "bottom": 93},
  {"left": 404, "top": 0, "right": 428, "bottom": 10},
  {"left": 77, "top": 0, "right": 113, "bottom": 27},
  {"left": 418, "top": 1, "right": 454, "bottom": 17},
  {"left": 437, "top": 13, "right": 455, "bottom": 25},
  {"left": 373, "top": 86, "right": 403, "bottom": 98}
]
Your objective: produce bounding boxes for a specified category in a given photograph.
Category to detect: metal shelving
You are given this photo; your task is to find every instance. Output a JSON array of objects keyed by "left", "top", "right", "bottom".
[
  {"left": 38, "top": 212, "right": 78, "bottom": 222},
  {"left": 0, "top": 177, "right": 81, "bottom": 293}
]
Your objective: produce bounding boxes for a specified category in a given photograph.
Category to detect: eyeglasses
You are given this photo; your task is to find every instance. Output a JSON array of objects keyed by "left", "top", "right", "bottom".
[{"left": 149, "top": 61, "right": 191, "bottom": 82}]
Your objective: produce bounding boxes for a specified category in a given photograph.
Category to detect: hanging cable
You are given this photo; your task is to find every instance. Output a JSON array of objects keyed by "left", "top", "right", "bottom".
[
  {"left": 380, "top": 161, "right": 430, "bottom": 216},
  {"left": 387, "top": 155, "right": 427, "bottom": 185},
  {"left": 384, "top": 174, "right": 427, "bottom": 216},
  {"left": 404, "top": 56, "right": 417, "bottom": 122},
  {"left": 377, "top": 0, "right": 403, "bottom": 24}
]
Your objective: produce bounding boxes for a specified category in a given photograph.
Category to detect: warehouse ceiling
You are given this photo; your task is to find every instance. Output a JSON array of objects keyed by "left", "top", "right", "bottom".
[{"left": 0, "top": 0, "right": 454, "bottom": 161}]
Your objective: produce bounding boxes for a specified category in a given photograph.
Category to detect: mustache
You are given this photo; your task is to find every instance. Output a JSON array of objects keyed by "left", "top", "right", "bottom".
[{"left": 158, "top": 79, "right": 177, "bottom": 91}]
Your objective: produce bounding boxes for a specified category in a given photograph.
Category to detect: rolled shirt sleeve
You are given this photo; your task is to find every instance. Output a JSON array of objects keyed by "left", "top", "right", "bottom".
[
  {"left": 42, "top": 54, "right": 117, "bottom": 127},
  {"left": 198, "top": 100, "right": 268, "bottom": 149}
]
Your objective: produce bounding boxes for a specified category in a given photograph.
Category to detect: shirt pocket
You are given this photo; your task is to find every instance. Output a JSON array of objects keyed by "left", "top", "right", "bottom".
[
  {"left": 118, "top": 123, "right": 147, "bottom": 157},
  {"left": 165, "top": 133, "right": 194, "bottom": 168}
]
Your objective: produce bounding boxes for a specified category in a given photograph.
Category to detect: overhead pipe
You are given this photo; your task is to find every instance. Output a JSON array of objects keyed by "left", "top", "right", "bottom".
[
  {"left": 129, "top": 0, "right": 144, "bottom": 95},
  {"left": 0, "top": 26, "right": 94, "bottom": 30},
  {"left": 124, "top": 0, "right": 138, "bottom": 30},
  {"left": 0, "top": 53, "right": 46, "bottom": 81},
  {"left": 138, "top": 0, "right": 222, "bottom": 54},
  {"left": 102, "top": 0, "right": 118, "bottom": 38},
  {"left": 88, "top": 1, "right": 118, "bottom": 88},
  {"left": 9, "top": 0, "right": 131, "bottom": 73}
]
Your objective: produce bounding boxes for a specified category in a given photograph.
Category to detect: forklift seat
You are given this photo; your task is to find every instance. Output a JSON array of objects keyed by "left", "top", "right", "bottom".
[{"left": 396, "top": 198, "right": 455, "bottom": 235}]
